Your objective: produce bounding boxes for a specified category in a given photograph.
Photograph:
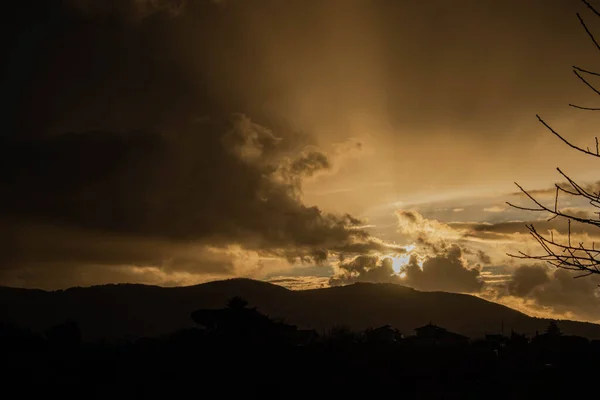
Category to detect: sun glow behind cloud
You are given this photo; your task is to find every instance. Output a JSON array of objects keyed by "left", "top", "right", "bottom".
[
  {"left": 390, "top": 244, "right": 415, "bottom": 273},
  {"left": 391, "top": 254, "right": 410, "bottom": 274}
]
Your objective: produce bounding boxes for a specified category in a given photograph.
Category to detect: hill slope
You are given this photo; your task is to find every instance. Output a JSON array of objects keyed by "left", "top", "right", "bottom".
[{"left": 1, "top": 279, "right": 599, "bottom": 340}]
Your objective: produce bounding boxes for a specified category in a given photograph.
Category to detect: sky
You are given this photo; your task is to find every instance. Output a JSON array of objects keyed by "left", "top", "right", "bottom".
[{"left": 2, "top": 0, "right": 600, "bottom": 323}]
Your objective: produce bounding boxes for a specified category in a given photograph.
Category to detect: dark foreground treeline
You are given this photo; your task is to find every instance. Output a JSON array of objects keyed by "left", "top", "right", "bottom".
[{"left": 1, "top": 298, "right": 598, "bottom": 399}]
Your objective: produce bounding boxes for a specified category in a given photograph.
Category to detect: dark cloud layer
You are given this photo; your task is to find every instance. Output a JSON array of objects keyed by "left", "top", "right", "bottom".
[
  {"left": 499, "top": 264, "right": 600, "bottom": 322},
  {"left": 506, "top": 265, "right": 551, "bottom": 297},
  {"left": 1, "top": 0, "right": 399, "bottom": 287},
  {"left": 449, "top": 214, "right": 598, "bottom": 241},
  {"left": 0, "top": 113, "right": 385, "bottom": 271}
]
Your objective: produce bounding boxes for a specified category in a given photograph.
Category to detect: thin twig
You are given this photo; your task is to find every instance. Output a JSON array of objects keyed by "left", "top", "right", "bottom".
[
  {"left": 569, "top": 103, "right": 600, "bottom": 110},
  {"left": 574, "top": 65, "right": 600, "bottom": 76},
  {"left": 582, "top": 0, "right": 600, "bottom": 19},
  {"left": 577, "top": 12, "right": 600, "bottom": 53},
  {"left": 573, "top": 69, "right": 600, "bottom": 96},
  {"left": 537, "top": 115, "right": 600, "bottom": 158}
]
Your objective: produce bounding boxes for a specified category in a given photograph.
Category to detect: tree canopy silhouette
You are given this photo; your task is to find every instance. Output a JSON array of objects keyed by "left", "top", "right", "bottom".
[
  {"left": 508, "top": 0, "right": 600, "bottom": 279},
  {"left": 546, "top": 321, "right": 563, "bottom": 337},
  {"left": 226, "top": 296, "right": 249, "bottom": 309}
]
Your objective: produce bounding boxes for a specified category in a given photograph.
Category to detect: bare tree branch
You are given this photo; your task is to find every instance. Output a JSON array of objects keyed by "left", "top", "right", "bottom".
[
  {"left": 582, "top": 0, "right": 600, "bottom": 19},
  {"left": 569, "top": 103, "right": 600, "bottom": 110},
  {"left": 574, "top": 65, "right": 600, "bottom": 76},
  {"left": 573, "top": 68, "right": 600, "bottom": 96},
  {"left": 536, "top": 115, "right": 600, "bottom": 158},
  {"left": 507, "top": 1, "right": 600, "bottom": 280},
  {"left": 577, "top": 12, "right": 600, "bottom": 53}
]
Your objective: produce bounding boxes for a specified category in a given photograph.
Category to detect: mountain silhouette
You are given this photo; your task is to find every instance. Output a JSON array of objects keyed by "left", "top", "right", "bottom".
[{"left": 1, "top": 278, "right": 599, "bottom": 341}]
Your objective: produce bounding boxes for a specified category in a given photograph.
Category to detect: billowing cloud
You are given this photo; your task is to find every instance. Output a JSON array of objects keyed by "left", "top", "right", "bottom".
[
  {"left": 3, "top": 0, "right": 422, "bottom": 289},
  {"left": 506, "top": 264, "right": 550, "bottom": 297},
  {"left": 395, "top": 210, "right": 462, "bottom": 253},
  {"left": 0, "top": 113, "right": 397, "bottom": 288},
  {"left": 329, "top": 255, "right": 398, "bottom": 286},
  {"left": 400, "top": 245, "right": 484, "bottom": 293},
  {"left": 495, "top": 264, "right": 600, "bottom": 322},
  {"left": 476, "top": 249, "right": 492, "bottom": 265},
  {"left": 391, "top": 201, "right": 600, "bottom": 321},
  {"left": 328, "top": 241, "right": 484, "bottom": 294}
]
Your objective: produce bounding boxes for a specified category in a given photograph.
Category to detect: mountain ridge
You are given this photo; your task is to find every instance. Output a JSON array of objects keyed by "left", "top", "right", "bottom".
[{"left": 2, "top": 278, "right": 599, "bottom": 340}]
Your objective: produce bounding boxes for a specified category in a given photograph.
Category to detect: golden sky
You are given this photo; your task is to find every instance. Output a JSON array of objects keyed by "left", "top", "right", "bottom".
[{"left": 2, "top": 0, "right": 600, "bottom": 323}]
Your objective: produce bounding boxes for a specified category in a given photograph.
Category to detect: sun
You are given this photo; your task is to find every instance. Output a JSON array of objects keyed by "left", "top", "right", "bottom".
[{"left": 391, "top": 254, "right": 410, "bottom": 274}]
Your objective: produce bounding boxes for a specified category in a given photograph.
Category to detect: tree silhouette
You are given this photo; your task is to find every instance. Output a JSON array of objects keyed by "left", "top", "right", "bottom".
[
  {"left": 226, "top": 296, "right": 249, "bottom": 309},
  {"left": 324, "top": 325, "right": 360, "bottom": 345},
  {"left": 508, "top": 0, "right": 600, "bottom": 278},
  {"left": 546, "top": 321, "right": 562, "bottom": 337}
]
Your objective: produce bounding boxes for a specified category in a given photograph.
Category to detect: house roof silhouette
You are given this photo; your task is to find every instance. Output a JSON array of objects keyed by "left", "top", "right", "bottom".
[{"left": 414, "top": 323, "right": 469, "bottom": 341}]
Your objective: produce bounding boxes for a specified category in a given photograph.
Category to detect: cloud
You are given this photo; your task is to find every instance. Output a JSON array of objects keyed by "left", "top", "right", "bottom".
[
  {"left": 475, "top": 249, "right": 492, "bottom": 265},
  {"left": 450, "top": 216, "right": 599, "bottom": 242},
  {"left": 394, "top": 209, "right": 498, "bottom": 260},
  {"left": 494, "top": 264, "right": 600, "bottom": 323},
  {"left": 1, "top": 0, "right": 399, "bottom": 288},
  {"left": 329, "top": 255, "right": 398, "bottom": 286},
  {"left": 483, "top": 206, "right": 505, "bottom": 213},
  {"left": 0, "top": 218, "right": 285, "bottom": 289},
  {"left": 506, "top": 264, "right": 551, "bottom": 297},
  {"left": 509, "top": 181, "right": 600, "bottom": 199},
  {"left": 268, "top": 276, "right": 329, "bottom": 290},
  {"left": 3, "top": 264, "right": 220, "bottom": 291},
  {"left": 383, "top": 191, "right": 600, "bottom": 321},
  {"left": 2, "top": 1, "right": 401, "bottom": 289},
  {"left": 392, "top": 202, "right": 600, "bottom": 321},
  {"left": 0, "top": 113, "right": 396, "bottom": 287},
  {"left": 395, "top": 210, "right": 462, "bottom": 253},
  {"left": 328, "top": 241, "right": 483, "bottom": 294},
  {"left": 400, "top": 244, "right": 483, "bottom": 293}
]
